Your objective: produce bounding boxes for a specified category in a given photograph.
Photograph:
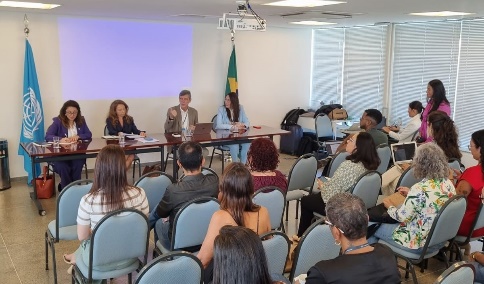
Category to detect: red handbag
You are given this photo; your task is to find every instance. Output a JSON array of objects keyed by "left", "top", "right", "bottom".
[{"left": 35, "top": 166, "right": 55, "bottom": 199}]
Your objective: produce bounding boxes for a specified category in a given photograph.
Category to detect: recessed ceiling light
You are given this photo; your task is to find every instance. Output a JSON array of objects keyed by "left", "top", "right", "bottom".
[
  {"left": 409, "top": 11, "right": 474, "bottom": 17},
  {"left": 290, "top": 21, "right": 337, "bottom": 25},
  {"left": 0, "top": 1, "right": 60, "bottom": 9},
  {"left": 265, "top": 0, "right": 346, "bottom": 8}
]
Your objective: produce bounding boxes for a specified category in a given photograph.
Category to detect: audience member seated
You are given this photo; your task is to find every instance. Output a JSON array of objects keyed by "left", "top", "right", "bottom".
[
  {"left": 369, "top": 143, "right": 456, "bottom": 253},
  {"left": 106, "top": 99, "right": 145, "bottom": 168},
  {"left": 335, "top": 109, "right": 388, "bottom": 154},
  {"left": 382, "top": 100, "right": 423, "bottom": 142},
  {"left": 381, "top": 110, "right": 461, "bottom": 195},
  {"left": 148, "top": 141, "right": 219, "bottom": 248},
  {"left": 198, "top": 162, "right": 271, "bottom": 282},
  {"left": 294, "top": 132, "right": 380, "bottom": 241},
  {"left": 247, "top": 138, "right": 288, "bottom": 193},
  {"left": 213, "top": 226, "right": 284, "bottom": 284},
  {"left": 164, "top": 89, "right": 199, "bottom": 134},
  {"left": 417, "top": 79, "right": 451, "bottom": 142},
  {"left": 62, "top": 145, "right": 149, "bottom": 273},
  {"left": 294, "top": 193, "right": 400, "bottom": 284},
  {"left": 216, "top": 92, "right": 250, "bottom": 163},
  {"left": 455, "top": 130, "right": 484, "bottom": 246},
  {"left": 45, "top": 100, "right": 92, "bottom": 191}
]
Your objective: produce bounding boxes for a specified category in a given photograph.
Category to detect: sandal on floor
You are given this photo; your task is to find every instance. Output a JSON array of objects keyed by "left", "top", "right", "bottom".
[
  {"left": 63, "top": 254, "right": 72, "bottom": 264},
  {"left": 67, "top": 265, "right": 73, "bottom": 275}
]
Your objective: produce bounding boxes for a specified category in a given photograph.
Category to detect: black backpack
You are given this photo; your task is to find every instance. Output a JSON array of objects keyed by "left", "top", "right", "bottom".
[
  {"left": 281, "top": 108, "right": 306, "bottom": 129},
  {"left": 296, "top": 136, "right": 318, "bottom": 156}
]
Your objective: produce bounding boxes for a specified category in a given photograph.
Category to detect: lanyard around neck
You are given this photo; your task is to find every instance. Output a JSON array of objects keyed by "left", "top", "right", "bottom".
[{"left": 343, "top": 243, "right": 370, "bottom": 254}]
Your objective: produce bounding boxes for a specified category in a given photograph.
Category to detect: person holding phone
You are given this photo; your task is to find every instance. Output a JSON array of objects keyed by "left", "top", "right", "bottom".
[
  {"left": 45, "top": 100, "right": 92, "bottom": 191},
  {"left": 216, "top": 92, "right": 250, "bottom": 163}
]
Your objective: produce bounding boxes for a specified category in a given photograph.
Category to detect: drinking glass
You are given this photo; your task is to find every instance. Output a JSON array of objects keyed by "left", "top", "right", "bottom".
[
  {"left": 53, "top": 136, "right": 60, "bottom": 148},
  {"left": 119, "top": 133, "right": 125, "bottom": 145}
]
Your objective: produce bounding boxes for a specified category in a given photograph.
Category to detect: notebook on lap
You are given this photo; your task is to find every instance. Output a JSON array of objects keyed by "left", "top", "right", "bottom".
[{"left": 390, "top": 142, "right": 417, "bottom": 169}]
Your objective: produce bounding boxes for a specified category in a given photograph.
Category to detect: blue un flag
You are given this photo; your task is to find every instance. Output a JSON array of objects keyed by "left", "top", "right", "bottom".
[{"left": 18, "top": 39, "right": 45, "bottom": 184}]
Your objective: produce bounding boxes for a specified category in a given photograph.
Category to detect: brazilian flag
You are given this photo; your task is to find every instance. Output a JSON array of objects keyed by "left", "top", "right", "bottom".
[{"left": 225, "top": 46, "right": 238, "bottom": 96}]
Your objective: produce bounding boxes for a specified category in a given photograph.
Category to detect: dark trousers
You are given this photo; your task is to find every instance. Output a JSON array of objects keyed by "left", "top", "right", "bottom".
[
  {"left": 53, "top": 159, "right": 85, "bottom": 190},
  {"left": 297, "top": 193, "right": 326, "bottom": 237}
]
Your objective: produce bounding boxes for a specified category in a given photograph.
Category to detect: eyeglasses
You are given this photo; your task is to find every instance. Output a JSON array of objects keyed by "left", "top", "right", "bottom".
[
  {"left": 324, "top": 218, "right": 345, "bottom": 234},
  {"left": 65, "top": 111, "right": 78, "bottom": 116}
]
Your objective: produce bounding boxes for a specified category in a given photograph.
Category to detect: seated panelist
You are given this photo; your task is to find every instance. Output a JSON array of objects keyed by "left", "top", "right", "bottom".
[
  {"left": 105, "top": 99, "right": 145, "bottom": 137},
  {"left": 45, "top": 100, "right": 92, "bottom": 191},
  {"left": 106, "top": 99, "right": 145, "bottom": 168},
  {"left": 216, "top": 92, "right": 250, "bottom": 164},
  {"left": 164, "top": 89, "right": 198, "bottom": 133}
]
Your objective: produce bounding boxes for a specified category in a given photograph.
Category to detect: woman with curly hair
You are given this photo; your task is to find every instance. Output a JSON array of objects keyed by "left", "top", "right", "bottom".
[
  {"left": 106, "top": 100, "right": 145, "bottom": 168},
  {"left": 427, "top": 110, "right": 462, "bottom": 160},
  {"left": 294, "top": 132, "right": 380, "bottom": 241},
  {"left": 247, "top": 138, "right": 288, "bottom": 193},
  {"left": 369, "top": 143, "right": 456, "bottom": 253}
]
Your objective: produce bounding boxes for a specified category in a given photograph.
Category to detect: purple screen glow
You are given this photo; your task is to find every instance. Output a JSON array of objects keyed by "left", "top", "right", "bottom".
[{"left": 58, "top": 18, "right": 193, "bottom": 100}]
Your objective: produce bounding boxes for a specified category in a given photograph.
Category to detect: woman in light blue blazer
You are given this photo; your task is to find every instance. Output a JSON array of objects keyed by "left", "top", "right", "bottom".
[{"left": 216, "top": 92, "right": 250, "bottom": 164}]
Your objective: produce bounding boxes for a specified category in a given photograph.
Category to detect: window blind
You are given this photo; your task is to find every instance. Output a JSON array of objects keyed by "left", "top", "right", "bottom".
[{"left": 390, "top": 21, "right": 460, "bottom": 127}]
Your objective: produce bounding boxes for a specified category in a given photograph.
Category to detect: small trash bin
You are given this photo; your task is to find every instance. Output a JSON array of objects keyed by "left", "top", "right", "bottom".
[{"left": 0, "top": 139, "right": 11, "bottom": 190}]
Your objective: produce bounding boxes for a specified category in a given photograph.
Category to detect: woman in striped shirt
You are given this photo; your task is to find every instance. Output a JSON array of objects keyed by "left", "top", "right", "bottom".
[{"left": 63, "top": 145, "right": 149, "bottom": 273}]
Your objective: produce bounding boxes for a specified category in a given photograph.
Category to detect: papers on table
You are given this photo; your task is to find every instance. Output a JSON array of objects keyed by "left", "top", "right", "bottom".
[
  {"left": 59, "top": 141, "right": 75, "bottom": 145},
  {"left": 102, "top": 135, "right": 118, "bottom": 139},
  {"left": 126, "top": 134, "right": 143, "bottom": 139},
  {"left": 32, "top": 142, "right": 51, "bottom": 147},
  {"left": 136, "top": 137, "right": 159, "bottom": 143}
]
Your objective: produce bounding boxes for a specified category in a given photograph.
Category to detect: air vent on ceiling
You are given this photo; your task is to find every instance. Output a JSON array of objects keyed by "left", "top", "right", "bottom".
[
  {"left": 278, "top": 10, "right": 360, "bottom": 20},
  {"left": 172, "top": 14, "right": 218, "bottom": 19}
]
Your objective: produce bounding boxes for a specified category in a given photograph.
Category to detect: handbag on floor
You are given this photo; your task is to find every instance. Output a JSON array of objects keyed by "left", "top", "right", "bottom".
[{"left": 35, "top": 166, "right": 54, "bottom": 199}]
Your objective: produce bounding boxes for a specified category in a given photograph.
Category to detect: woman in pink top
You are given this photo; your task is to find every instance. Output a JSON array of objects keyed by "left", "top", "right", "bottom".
[
  {"left": 418, "top": 79, "right": 451, "bottom": 142},
  {"left": 247, "top": 138, "right": 288, "bottom": 193}
]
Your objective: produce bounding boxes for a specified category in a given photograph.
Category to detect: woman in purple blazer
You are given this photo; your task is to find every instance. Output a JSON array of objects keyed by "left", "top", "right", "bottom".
[
  {"left": 418, "top": 79, "right": 451, "bottom": 142},
  {"left": 45, "top": 100, "right": 92, "bottom": 191}
]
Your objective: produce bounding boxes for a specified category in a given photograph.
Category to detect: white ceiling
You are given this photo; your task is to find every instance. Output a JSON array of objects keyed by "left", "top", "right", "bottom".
[{"left": 1, "top": 0, "right": 484, "bottom": 28}]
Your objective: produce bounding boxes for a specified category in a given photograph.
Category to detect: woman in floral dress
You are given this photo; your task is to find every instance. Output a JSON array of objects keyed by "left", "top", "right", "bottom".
[{"left": 369, "top": 143, "right": 456, "bottom": 253}]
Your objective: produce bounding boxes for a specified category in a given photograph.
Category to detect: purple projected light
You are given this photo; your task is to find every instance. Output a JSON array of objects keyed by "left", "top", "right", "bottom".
[{"left": 58, "top": 18, "right": 192, "bottom": 100}]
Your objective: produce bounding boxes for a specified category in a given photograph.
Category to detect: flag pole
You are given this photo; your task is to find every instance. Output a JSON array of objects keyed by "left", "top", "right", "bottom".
[{"left": 24, "top": 14, "right": 29, "bottom": 38}]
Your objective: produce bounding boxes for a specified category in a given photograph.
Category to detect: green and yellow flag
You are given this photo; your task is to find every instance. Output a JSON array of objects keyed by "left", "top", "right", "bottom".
[{"left": 225, "top": 46, "right": 238, "bottom": 96}]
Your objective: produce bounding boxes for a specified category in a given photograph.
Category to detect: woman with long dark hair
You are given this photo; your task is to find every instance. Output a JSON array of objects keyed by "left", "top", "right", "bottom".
[
  {"left": 45, "top": 100, "right": 92, "bottom": 191},
  {"left": 198, "top": 163, "right": 271, "bottom": 278},
  {"left": 418, "top": 79, "right": 451, "bottom": 142},
  {"left": 427, "top": 111, "right": 462, "bottom": 160},
  {"left": 106, "top": 99, "right": 145, "bottom": 168},
  {"left": 213, "top": 226, "right": 275, "bottom": 284},
  {"left": 294, "top": 132, "right": 380, "bottom": 241},
  {"left": 62, "top": 145, "right": 149, "bottom": 272},
  {"left": 216, "top": 92, "right": 250, "bottom": 163},
  {"left": 455, "top": 130, "right": 484, "bottom": 239},
  {"left": 247, "top": 138, "right": 288, "bottom": 193}
]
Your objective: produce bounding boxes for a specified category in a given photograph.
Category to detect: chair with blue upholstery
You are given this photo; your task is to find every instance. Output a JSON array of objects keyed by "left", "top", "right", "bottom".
[
  {"left": 72, "top": 208, "right": 150, "bottom": 284},
  {"left": 434, "top": 261, "right": 475, "bottom": 284},
  {"left": 350, "top": 170, "right": 382, "bottom": 209},
  {"left": 327, "top": 151, "right": 349, "bottom": 178},
  {"left": 395, "top": 166, "right": 421, "bottom": 189},
  {"left": 376, "top": 144, "right": 391, "bottom": 174},
  {"left": 208, "top": 115, "right": 231, "bottom": 171},
  {"left": 450, "top": 203, "right": 484, "bottom": 261},
  {"left": 135, "top": 251, "right": 204, "bottom": 284},
  {"left": 288, "top": 219, "right": 341, "bottom": 282},
  {"left": 378, "top": 195, "right": 467, "bottom": 283},
  {"left": 315, "top": 114, "right": 333, "bottom": 152},
  {"left": 155, "top": 197, "right": 220, "bottom": 255},
  {"left": 448, "top": 158, "right": 465, "bottom": 173},
  {"left": 44, "top": 179, "right": 93, "bottom": 284},
  {"left": 253, "top": 186, "right": 286, "bottom": 230},
  {"left": 285, "top": 154, "right": 317, "bottom": 222},
  {"left": 134, "top": 171, "right": 174, "bottom": 211},
  {"left": 260, "top": 231, "right": 291, "bottom": 283}
]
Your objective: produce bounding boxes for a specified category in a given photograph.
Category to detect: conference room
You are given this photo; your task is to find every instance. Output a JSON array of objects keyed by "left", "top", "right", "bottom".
[{"left": 2, "top": 0, "right": 484, "bottom": 283}]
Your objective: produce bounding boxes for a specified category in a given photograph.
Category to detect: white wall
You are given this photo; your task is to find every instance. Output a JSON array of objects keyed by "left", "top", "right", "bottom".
[{"left": 0, "top": 11, "right": 312, "bottom": 178}]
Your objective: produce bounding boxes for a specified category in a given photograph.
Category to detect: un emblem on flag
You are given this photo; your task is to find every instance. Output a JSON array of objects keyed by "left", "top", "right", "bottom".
[{"left": 22, "top": 87, "right": 43, "bottom": 140}]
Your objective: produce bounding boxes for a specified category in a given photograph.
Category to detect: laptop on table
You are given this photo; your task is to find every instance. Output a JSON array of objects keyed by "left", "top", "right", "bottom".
[
  {"left": 390, "top": 142, "right": 417, "bottom": 170},
  {"left": 187, "top": 123, "right": 213, "bottom": 136}
]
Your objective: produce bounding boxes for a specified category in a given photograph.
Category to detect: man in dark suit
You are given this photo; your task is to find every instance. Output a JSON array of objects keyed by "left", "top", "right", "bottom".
[
  {"left": 164, "top": 89, "right": 199, "bottom": 133},
  {"left": 148, "top": 141, "right": 219, "bottom": 248}
]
